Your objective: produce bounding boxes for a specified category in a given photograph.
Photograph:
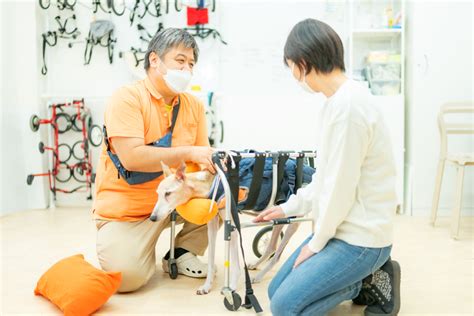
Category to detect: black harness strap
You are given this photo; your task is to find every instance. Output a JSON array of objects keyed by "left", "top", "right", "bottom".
[
  {"left": 139, "top": 0, "right": 163, "bottom": 18},
  {"left": 103, "top": 100, "right": 180, "bottom": 151},
  {"left": 227, "top": 153, "right": 241, "bottom": 203},
  {"left": 92, "top": 0, "right": 108, "bottom": 13},
  {"left": 185, "top": 25, "right": 228, "bottom": 45},
  {"left": 215, "top": 156, "right": 262, "bottom": 313},
  {"left": 132, "top": 47, "right": 146, "bottom": 66},
  {"left": 129, "top": 0, "right": 140, "bottom": 25},
  {"left": 295, "top": 153, "right": 304, "bottom": 191},
  {"left": 41, "top": 31, "right": 58, "bottom": 75},
  {"left": 54, "top": 15, "right": 79, "bottom": 37},
  {"left": 243, "top": 152, "right": 265, "bottom": 210},
  {"left": 168, "top": 101, "right": 181, "bottom": 134},
  {"left": 57, "top": 0, "right": 76, "bottom": 10},
  {"left": 106, "top": 101, "right": 180, "bottom": 181},
  {"left": 275, "top": 152, "right": 290, "bottom": 204}
]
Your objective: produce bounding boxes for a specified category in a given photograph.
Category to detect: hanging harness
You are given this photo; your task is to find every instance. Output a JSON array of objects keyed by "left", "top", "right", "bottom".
[
  {"left": 41, "top": 15, "right": 80, "bottom": 75},
  {"left": 84, "top": 20, "right": 116, "bottom": 65}
]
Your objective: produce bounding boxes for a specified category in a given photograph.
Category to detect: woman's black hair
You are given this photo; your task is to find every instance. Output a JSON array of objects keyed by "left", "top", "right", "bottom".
[{"left": 284, "top": 18, "right": 345, "bottom": 75}]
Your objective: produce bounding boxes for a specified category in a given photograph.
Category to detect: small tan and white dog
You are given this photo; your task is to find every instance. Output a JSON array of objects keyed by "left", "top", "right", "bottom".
[{"left": 150, "top": 162, "right": 300, "bottom": 295}]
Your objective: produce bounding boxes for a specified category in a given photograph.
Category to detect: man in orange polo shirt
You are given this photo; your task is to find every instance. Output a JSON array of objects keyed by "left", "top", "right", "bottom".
[{"left": 93, "top": 28, "right": 214, "bottom": 292}]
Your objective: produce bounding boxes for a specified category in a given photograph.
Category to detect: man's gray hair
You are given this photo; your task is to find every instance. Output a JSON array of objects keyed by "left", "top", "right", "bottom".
[{"left": 144, "top": 28, "right": 199, "bottom": 70}]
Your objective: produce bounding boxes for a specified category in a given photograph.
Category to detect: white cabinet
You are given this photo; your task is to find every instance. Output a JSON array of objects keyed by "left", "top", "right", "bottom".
[{"left": 348, "top": 0, "right": 405, "bottom": 211}]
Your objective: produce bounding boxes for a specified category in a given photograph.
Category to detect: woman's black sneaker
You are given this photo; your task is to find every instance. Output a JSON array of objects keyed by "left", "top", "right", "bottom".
[
  {"left": 353, "top": 274, "right": 377, "bottom": 306},
  {"left": 364, "top": 260, "right": 401, "bottom": 316}
]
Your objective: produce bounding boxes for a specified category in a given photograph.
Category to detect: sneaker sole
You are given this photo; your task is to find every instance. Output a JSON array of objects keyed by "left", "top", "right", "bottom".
[
  {"left": 162, "top": 258, "right": 207, "bottom": 278},
  {"left": 391, "top": 260, "right": 401, "bottom": 315}
]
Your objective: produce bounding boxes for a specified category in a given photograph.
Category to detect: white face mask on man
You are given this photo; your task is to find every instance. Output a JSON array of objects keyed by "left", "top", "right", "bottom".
[
  {"left": 158, "top": 60, "right": 193, "bottom": 93},
  {"left": 291, "top": 63, "right": 315, "bottom": 94}
]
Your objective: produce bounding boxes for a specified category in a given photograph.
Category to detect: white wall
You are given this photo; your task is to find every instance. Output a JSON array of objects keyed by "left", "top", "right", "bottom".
[
  {"left": 216, "top": 0, "right": 347, "bottom": 151},
  {"left": 405, "top": 0, "right": 473, "bottom": 216},
  {"left": 1, "top": 0, "right": 46, "bottom": 215}
]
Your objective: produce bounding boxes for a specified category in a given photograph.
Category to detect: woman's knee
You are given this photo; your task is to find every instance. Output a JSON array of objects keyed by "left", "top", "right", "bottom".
[
  {"left": 267, "top": 277, "right": 280, "bottom": 300},
  {"left": 270, "top": 290, "right": 295, "bottom": 316}
]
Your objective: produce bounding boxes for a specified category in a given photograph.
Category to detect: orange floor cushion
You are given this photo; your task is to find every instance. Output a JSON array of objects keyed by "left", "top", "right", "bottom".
[{"left": 34, "top": 254, "right": 121, "bottom": 316}]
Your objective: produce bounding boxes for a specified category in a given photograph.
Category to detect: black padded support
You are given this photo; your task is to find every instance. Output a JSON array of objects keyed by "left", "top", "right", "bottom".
[
  {"left": 275, "top": 152, "right": 289, "bottom": 204},
  {"left": 227, "top": 154, "right": 241, "bottom": 203},
  {"left": 243, "top": 153, "right": 265, "bottom": 210},
  {"left": 295, "top": 155, "right": 304, "bottom": 191}
]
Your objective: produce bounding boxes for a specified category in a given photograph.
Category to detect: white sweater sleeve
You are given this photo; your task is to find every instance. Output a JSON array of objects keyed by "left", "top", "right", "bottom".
[
  {"left": 307, "top": 119, "right": 368, "bottom": 253},
  {"left": 280, "top": 171, "right": 318, "bottom": 217}
]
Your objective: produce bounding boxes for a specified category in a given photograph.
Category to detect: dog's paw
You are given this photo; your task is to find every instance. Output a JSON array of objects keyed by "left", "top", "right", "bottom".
[
  {"left": 251, "top": 276, "right": 263, "bottom": 284},
  {"left": 196, "top": 284, "right": 212, "bottom": 295},
  {"left": 247, "top": 262, "right": 259, "bottom": 270}
]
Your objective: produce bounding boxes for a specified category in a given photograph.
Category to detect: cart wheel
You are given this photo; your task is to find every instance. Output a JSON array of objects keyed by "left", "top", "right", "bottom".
[
  {"left": 72, "top": 140, "right": 86, "bottom": 160},
  {"left": 169, "top": 263, "right": 178, "bottom": 279},
  {"left": 72, "top": 161, "right": 89, "bottom": 183},
  {"left": 86, "top": 115, "right": 93, "bottom": 130},
  {"left": 252, "top": 226, "right": 284, "bottom": 258},
  {"left": 223, "top": 292, "right": 242, "bottom": 311},
  {"left": 88, "top": 124, "right": 103, "bottom": 147},
  {"left": 56, "top": 162, "right": 72, "bottom": 183},
  {"left": 58, "top": 143, "right": 72, "bottom": 163},
  {"left": 55, "top": 112, "right": 72, "bottom": 134},
  {"left": 71, "top": 113, "right": 92, "bottom": 132},
  {"left": 71, "top": 114, "right": 81, "bottom": 132},
  {"left": 27, "top": 174, "right": 34, "bottom": 185},
  {"left": 30, "top": 115, "right": 40, "bottom": 132},
  {"left": 38, "top": 142, "right": 45, "bottom": 153}
]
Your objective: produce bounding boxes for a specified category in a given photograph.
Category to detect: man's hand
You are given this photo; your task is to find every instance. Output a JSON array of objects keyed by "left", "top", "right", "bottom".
[
  {"left": 188, "top": 146, "right": 216, "bottom": 174},
  {"left": 293, "top": 245, "right": 316, "bottom": 269},
  {"left": 253, "top": 206, "right": 285, "bottom": 223}
]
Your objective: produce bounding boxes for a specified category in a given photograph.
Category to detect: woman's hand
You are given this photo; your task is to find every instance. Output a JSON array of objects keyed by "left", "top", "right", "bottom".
[
  {"left": 293, "top": 245, "right": 316, "bottom": 269},
  {"left": 253, "top": 206, "right": 285, "bottom": 223}
]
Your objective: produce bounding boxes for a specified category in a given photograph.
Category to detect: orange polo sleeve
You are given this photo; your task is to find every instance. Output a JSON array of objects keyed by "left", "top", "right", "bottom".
[{"left": 104, "top": 86, "right": 144, "bottom": 140}]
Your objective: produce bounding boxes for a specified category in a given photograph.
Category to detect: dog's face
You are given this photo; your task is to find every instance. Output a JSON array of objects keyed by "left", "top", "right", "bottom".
[{"left": 149, "top": 162, "right": 195, "bottom": 222}]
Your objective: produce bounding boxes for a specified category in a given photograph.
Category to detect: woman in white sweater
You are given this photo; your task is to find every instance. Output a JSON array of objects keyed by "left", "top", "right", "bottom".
[{"left": 254, "top": 19, "right": 401, "bottom": 316}]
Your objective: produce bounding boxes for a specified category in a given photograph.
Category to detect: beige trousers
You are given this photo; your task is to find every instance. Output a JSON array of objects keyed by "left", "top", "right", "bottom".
[{"left": 96, "top": 215, "right": 208, "bottom": 293}]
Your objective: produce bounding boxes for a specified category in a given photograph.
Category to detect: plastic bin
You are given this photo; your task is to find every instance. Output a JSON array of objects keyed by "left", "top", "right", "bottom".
[{"left": 369, "top": 79, "right": 401, "bottom": 95}]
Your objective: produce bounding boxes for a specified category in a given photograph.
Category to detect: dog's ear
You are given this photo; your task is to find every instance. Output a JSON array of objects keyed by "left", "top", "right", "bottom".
[
  {"left": 160, "top": 161, "right": 172, "bottom": 177},
  {"left": 175, "top": 161, "right": 187, "bottom": 181}
]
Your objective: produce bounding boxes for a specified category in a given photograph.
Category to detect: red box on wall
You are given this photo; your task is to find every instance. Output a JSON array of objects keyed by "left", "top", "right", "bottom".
[{"left": 187, "top": 7, "right": 209, "bottom": 26}]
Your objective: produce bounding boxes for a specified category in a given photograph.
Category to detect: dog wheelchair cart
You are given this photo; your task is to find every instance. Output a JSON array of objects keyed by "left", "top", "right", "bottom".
[{"left": 167, "top": 150, "right": 316, "bottom": 313}]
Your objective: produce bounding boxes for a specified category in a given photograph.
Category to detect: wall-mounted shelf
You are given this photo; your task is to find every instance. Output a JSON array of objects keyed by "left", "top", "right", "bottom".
[{"left": 352, "top": 28, "right": 402, "bottom": 39}]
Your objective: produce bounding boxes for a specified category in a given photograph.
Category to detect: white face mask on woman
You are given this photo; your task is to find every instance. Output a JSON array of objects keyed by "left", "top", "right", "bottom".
[
  {"left": 291, "top": 63, "right": 315, "bottom": 94},
  {"left": 158, "top": 61, "right": 193, "bottom": 93}
]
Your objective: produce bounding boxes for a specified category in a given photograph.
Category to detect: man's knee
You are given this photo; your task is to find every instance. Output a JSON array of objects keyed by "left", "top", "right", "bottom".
[
  {"left": 98, "top": 255, "right": 155, "bottom": 293},
  {"left": 117, "top": 266, "right": 154, "bottom": 293}
]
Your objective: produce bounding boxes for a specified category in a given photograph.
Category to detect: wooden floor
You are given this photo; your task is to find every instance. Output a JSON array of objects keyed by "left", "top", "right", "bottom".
[{"left": 1, "top": 207, "right": 473, "bottom": 315}]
